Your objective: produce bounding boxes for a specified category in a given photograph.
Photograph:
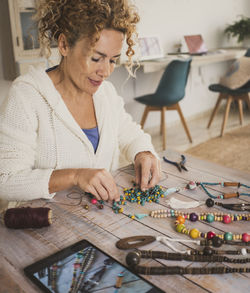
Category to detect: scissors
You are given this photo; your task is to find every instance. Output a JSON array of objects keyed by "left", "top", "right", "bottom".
[{"left": 163, "top": 155, "right": 188, "bottom": 172}]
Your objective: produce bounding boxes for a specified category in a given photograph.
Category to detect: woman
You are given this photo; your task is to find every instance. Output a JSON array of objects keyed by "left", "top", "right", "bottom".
[{"left": 0, "top": 0, "right": 160, "bottom": 204}]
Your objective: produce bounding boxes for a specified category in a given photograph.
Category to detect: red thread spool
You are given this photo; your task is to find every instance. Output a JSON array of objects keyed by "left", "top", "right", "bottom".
[{"left": 4, "top": 207, "right": 52, "bottom": 229}]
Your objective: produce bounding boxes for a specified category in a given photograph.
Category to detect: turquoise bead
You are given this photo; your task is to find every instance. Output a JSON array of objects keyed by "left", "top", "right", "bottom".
[
  {"left": 224, "top": 232, "right": 233, "bottom": 241},
  {"left": 206, "top": 214, "right": 215, "bottom": 223}
]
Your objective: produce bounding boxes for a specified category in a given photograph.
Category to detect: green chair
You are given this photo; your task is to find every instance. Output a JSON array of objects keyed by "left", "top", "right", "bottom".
[
  {"left": 207, "top": 49, "right": 250, "bottom": 136},
  {"left": 134, "top": 59, "right": 192, "bottom": 150}
]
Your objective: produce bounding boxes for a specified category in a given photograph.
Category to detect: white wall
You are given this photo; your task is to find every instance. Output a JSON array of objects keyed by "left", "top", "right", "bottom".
[
  {"left": 1, "top": 0, "right": 250, "bottom": 126},
  {"left": 108, "top": 0, "right": 250, "bottom": 128}
]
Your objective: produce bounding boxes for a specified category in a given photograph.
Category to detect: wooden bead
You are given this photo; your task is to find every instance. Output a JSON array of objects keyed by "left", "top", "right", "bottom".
[
  {"left": 242, "top": 233, "right": 250, "bottom": 242},
  {"left": 223, "top": 215, "right": 231, "bottom": 224},
  {"left": 176, "top": 215, "right": 185, "bottom": 224},
  {"left": 189, "top": 228, "right": 199, "bottom": 239}
]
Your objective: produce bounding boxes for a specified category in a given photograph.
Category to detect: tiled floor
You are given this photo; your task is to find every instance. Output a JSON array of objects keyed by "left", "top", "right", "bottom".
[{"left": 145, "top": 104, "right": 250, "bottom": 153}]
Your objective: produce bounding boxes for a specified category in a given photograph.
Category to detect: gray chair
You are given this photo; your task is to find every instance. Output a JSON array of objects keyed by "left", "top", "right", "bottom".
[
  {"left": 134, "top": 59, "right": 192, "bottom": 150},
  {"left": 207, "top": 49, "right": 250, "bottom": 136}
]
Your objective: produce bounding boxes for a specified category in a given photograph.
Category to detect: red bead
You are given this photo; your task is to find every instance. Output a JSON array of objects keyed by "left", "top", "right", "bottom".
[
  {"left": 223, "top": 215, "right": 231, "bottom": 224},
  {"left": 242, "top": 233, "right": 250, "bottom": 242},
  {"left": 207, "top": 231, "right": 216, "bottom": 239},
  {"left": 91, "top": 198, "right": 98, "bottom": 205}
]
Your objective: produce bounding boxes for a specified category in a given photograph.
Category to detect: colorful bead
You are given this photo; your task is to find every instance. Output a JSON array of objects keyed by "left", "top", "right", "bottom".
[
  {"left": 187, "top": 181, "right": 197, "bottom": 190},
  {"left": 176, "top": 215, "right": 185, "bottom": 224},
  {"left": 207, "top": 231, "right": 216, "bottom": 239},
  {"left": 190, "top": 213, "right": 198, "bottom": 222},
  {"left": 206, "top": 214, "right": 214, "bottom": 223},
  {"left": 223, "top": 215, "right": 231, "bottom": 224},
  {"left": 224, "top": 232, "right": 233, "bottom": 241},
  {"left": 189, "top": 228, "right": 199, "bottom": 239},
  {"left": 135, "top": 214, "right": 148, "bottom": 220},
  {"left": 242, "top": 233, "right": 250, "bottom": 242},
  {"left": 91, "top": 198, "right": 97, "bottom": 205},
  {"left": 176, "top": 224, "right": 185, "bottom": 233}
]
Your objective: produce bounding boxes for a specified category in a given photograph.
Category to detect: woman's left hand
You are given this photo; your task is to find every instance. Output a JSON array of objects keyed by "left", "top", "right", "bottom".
[{"left": 134, "top": 151, "right": 161, "bottom": 191}]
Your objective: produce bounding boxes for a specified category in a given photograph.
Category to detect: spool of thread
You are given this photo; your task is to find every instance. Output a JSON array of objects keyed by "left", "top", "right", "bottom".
[{"left": 4, "top": 207, "right": 52, "bottom": 229}]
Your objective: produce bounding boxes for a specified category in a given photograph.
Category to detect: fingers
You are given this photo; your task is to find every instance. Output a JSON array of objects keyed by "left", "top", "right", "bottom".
[
  {"left": 135, "top": 164, "right": 141, "bottom": 187},
  {"left": 140, "top": 159, "right": 152, "bottom": 191},
  {"left": 77, "top": 168, "right": 119, "bottom": 202},
  {"left": 134, "top": 152, "right": 161, "bottom": 191},
  {"left": 148, "top": 159, "right": 161, "bottom": 188}
]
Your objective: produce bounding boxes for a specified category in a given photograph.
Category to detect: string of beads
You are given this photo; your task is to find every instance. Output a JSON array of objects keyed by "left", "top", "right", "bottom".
[
  {"left": 200, "top": 236, "right": 250, "bottom": 247},
  {"left": 193, "top": 181, "right": 250, "bottom": 199},
  {"left": 70, "top": 247, "right": 96, "bottom": 293},
  {"left": 150, "top": 209, "right": 250, "bottom": 224},
  {"left": 69, "top": 250, "right": 84, "bottom": 292},
  {"left": 174, "top": 215, "right": 250, "bottom": 242},
  {"left": 126, "top": 250, "right": 250, "bottom": 275}
]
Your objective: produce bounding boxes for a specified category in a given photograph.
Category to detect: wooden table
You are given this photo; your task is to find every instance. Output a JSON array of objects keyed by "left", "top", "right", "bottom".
[
  {"left": 1, "top": 149, "right": 250, "bottom": 293},
  {"left": 138, "top": 48, "right": 246, "bottom": 73}
]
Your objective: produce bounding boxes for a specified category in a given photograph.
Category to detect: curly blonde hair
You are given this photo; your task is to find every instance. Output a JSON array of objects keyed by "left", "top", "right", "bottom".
[{"left": 35, "top": 0, "right": 139, "bottom": 67}]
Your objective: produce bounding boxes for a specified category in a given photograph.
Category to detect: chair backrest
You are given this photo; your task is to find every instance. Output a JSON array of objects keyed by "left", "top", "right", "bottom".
[
  {"left": 244, "top": 48, "right": 250, "bottom": 57},
  {"left": 155, "top": 59, "right": 192, "bottom": 106}
]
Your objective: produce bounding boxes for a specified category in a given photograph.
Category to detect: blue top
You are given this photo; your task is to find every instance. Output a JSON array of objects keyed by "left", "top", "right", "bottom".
[{"left": 82, "top": 127, "right": 99, "bottom": 153}]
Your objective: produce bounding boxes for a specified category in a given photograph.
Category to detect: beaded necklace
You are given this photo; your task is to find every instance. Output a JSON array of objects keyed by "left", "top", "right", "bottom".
[
  {"left": 51, "top": 263, "right": 59, "bottom": 293},
  {"left": 150, "top": 209, "right": 250, "bottom": 243},
  {"left": 174, "top": 214, "right": 250, "bottom": 242},
  {"left": 126, "top": 250, "right": 250, "bottom": 275},
  {"left": 150, "top": 209, "right": 250, "bottom": 224},
  {"left": 195, "top": 181, "right": 250, "bottom": 199},
  {"left": 69, "top": 250, "right": 84, "bottom": 292},
  {"left": 69, "top": 247, "right": 96, "bottom": 293},
  {"left": 116, "top": 235, "right": 250, "bottom": 255}
]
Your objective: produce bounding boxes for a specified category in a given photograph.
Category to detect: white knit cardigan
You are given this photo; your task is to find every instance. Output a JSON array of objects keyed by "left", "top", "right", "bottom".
[{"left": 0, "top": 66, "right": 156, "bottom": 201}]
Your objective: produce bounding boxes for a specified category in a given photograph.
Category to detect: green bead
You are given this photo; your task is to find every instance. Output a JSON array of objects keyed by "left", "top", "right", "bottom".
[
  {"left": 224, "top": 232, "right": 233, "bottom": 241},
  {"left": 206, "top": 214, "right": 215, "bottom": 223},
  {"left": 176, "top": 224, "right": 185, "bottom": 233}
]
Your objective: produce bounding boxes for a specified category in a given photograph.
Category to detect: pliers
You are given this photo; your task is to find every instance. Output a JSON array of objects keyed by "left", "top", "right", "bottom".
[{"left": 163, "top": 155, "right": 188, "bottom": 172}]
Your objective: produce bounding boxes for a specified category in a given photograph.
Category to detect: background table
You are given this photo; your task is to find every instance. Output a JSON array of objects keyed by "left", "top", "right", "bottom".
[{"left": 0, "top": 149, "right": 250, "bottom": 293}]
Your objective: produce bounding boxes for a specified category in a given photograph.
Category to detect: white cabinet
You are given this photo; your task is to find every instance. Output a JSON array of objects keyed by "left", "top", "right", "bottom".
[{"left": 8, "top": 0, "right": 60, "bottom": 76}]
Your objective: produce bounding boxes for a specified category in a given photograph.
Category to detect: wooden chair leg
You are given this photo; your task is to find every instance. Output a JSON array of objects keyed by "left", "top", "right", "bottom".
[
  {"left": 237, "top": 98, "right": 243, "bottom": 125},
  {"left": 207, "top": 94, "right": 224, "bottom": 129},
  {"left": 243, "top": 93, "right": 250, "bottom": 111},
  {"left": 220, "top": 96, "right": 233, "bottom": 137},
  {"left": 161, "top": 107, "right": 166, "bottom": 150},
  {"left": 160, "top": 108, "right": 164, "bottom": 135},
  {"left": 176, "top": 103, "right": 192, "bottom": 143},
  {"left": 140, "top": 106, "right": 150, "bottom": 129}
]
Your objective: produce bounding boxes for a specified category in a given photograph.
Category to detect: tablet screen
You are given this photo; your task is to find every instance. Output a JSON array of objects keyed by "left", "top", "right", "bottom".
[{"left": 24, "top": 239, "right": 164, "bottom": 293}]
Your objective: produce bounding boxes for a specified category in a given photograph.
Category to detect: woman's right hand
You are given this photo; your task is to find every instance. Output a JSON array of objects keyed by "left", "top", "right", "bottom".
[{"left": 74, "top": 168, "right": 120, "bottom": 202}]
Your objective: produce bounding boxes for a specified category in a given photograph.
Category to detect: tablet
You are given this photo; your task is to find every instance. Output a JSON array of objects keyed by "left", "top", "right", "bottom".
[{"left": 24, "top": 239, "right": 164, "bottom": 293}]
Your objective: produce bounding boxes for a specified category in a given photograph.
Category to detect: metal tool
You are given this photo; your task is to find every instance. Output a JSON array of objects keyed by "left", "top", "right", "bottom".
[{"left": 163, "top": 155, "right": 188, "bottom": 172}]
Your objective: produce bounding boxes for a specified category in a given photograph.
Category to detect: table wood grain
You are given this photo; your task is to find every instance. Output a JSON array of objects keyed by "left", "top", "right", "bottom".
[{"left": 0, "top": 149, "right": 249, "bottom": 293}]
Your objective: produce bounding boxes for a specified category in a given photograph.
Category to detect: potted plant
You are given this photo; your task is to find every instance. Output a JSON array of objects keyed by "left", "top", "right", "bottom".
[{"left": 225, "top": 16, "right": 250, "bottom": 43}]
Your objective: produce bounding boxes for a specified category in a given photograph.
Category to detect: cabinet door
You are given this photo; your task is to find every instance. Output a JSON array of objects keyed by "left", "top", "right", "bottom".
[
  {"left": 8, "top": 0, "right": 60, "bottom": 76},
  {"left": 8, "top": 0, "right": 40, "bottom": 59}
]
